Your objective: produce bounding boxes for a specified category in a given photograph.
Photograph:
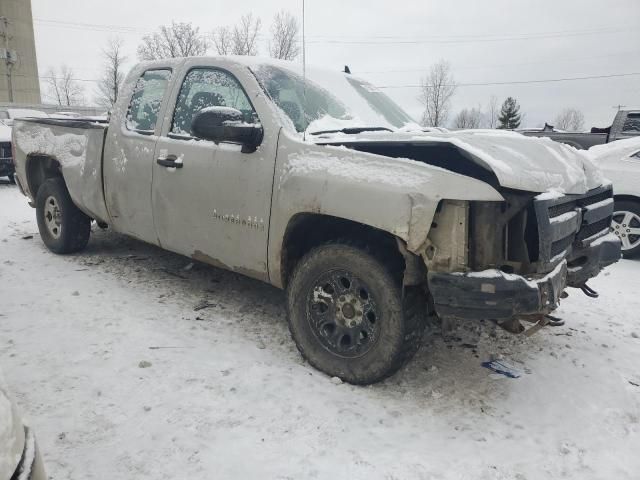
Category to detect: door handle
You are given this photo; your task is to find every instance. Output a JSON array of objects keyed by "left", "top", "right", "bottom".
[{"left": 156, "top": 155, "right": 183, "bottom": 168}]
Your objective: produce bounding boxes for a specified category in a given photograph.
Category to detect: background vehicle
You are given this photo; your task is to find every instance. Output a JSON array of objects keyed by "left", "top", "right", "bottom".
[
  {"left": 11, "top": 57, "right": 620, "bottom": 384},
  {"left": 0, "top": 374, "right": 46, "bottom": 480},
  {"left": 0, "top": 119, "right": 14, "bottom": 183},
  {"left": 588, "top": 137, "right": 640, "bottom": 257},
  {"left": 0, "top": 110, "right": 48, "bottom": 184},
  {"left": 521, "top": 110, "right": 640, "bottom": 149}
]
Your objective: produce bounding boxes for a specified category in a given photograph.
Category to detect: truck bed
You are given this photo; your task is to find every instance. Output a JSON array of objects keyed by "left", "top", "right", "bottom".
[{"left": 12, "top": 117, "right": 110, "bottom": 223}]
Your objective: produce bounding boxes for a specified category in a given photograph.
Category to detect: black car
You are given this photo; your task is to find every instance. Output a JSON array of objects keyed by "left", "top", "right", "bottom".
[{"left": 0, "top": 140, "right": 15, "bottom": 183}]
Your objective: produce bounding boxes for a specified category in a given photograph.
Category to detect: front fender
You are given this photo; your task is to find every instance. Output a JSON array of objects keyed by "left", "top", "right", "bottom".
[{"left": 268, "top": 130, "right": 504, "bottom": 286}]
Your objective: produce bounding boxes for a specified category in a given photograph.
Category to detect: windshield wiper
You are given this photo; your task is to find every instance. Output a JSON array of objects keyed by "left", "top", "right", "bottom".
[{"left": 308, "top": 127, "right": 393, "bottom": 135}]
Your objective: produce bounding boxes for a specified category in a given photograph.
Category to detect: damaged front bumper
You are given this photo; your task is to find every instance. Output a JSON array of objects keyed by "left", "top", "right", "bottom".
[
  {"left": 428, "top": 261, "right": 567, "bottom": 322},
  {"left": 567, "top": 232, "right": 621, "bottom": 286}
]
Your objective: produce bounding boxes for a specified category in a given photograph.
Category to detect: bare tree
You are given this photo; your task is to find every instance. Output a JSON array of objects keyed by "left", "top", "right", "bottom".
[
  {"left": 231, "top": 13, "right": 262, "bottom": 55},
  {"left": 269, "top": 10, "right": 300, "bottom": 60},
  {"left": 554, "top": 108, "right": 585, "bottom": 132},
  {"left": 418, "top": 60, "right": 456, "bottom": 127},
  {"left": 484, "top": 95, "right": 499, "bottom": 128},
  {"left": 137, "top": 22, "right": 208, "bottom": 60},
  {"left": 213, "top": 25, "right": 233, "bottom": 55},
  {"left": 45, "top": 66, "right": 85, "bottom": 106},
  {"left": 453, "top": 107, "right": 483, "bottom": 129},
  {"left": 95, "top": 38, "right": 128, "bottom": 108}
]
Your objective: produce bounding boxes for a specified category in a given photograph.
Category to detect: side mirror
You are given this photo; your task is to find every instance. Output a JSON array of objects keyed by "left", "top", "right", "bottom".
[{"left": 191, "top": 107, "right": 263, "bottom": 153}]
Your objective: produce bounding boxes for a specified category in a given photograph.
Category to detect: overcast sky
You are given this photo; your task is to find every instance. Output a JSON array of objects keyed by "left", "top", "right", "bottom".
[{"left": 31, "top": 0, "right": 640, "bottom": 128}]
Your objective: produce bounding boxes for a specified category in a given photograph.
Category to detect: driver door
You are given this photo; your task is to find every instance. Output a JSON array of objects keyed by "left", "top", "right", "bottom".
[{"left": 151, "top": 64, "right": 278, "bottom": 281}]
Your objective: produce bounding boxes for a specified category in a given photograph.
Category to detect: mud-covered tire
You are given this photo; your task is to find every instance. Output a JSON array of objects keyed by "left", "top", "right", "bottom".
[
  {"left": 612, "top": 199, "right": 640, "bottom": 258},
  {"left": 7, "top": 173, "right": 15, "bottom": 184},
  {"left": 286, "top": 243, "right": 427, "bottom": 385},
  {"left": 36, "top": 177, "right": 91, "bottom": 254}
]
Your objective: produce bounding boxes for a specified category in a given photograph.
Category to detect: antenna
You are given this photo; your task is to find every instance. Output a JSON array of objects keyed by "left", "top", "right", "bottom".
[{"left": 302, "top": 0, "right": 307, "bottom": 141}]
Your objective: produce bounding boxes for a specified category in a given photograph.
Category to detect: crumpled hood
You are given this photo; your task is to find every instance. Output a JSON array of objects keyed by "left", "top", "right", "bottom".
[{"left": 313, "top": 129, "right": 604, "bottom": 195}]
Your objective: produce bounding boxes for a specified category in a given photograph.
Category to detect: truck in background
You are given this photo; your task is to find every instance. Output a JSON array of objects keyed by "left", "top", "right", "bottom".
[{"left": 521, "top": 110, "right": 640, "bottom": 150}]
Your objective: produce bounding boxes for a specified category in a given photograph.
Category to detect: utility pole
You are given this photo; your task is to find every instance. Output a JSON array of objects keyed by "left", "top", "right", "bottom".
[
  {"left": 612, "top": 104, "right": 627, "bottom": 112},
  {"left": 0, "top": 16, "right": 15, "bottom": 102}
]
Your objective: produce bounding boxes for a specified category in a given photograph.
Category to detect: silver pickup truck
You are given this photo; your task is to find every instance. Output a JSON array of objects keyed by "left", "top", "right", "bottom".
[{"left": 12, "top": 57, "right": 621, "bottom": 384}]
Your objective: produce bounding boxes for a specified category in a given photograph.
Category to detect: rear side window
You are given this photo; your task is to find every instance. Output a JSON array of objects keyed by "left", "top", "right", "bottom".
[
  {"left": 622, "top": 113, "right": 640, "bottom": 133},
  {"left": 171, "top": 68, "right": 258, "bottom": 137},
  {"left": 126, "top": 69, "right": 171, "bottom": 133}
]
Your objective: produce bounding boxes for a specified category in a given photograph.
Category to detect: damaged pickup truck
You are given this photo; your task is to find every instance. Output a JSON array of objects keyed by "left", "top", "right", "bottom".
[{"left": 12, "top": 57, "right": 621, "bottom": 384}]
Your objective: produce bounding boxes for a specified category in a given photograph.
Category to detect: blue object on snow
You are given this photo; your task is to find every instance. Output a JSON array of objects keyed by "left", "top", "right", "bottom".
[{"left": 481, "top": 360, "right": 522, "bottom": 378}]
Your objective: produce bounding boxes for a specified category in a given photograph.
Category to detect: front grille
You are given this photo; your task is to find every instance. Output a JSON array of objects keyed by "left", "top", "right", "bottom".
[
  {"left": 579, "top": 190, "right": 611, "bottom": 207},
  {"left": 551, "top": 234, "right": 574, "bottom": 257},
  {"left": 532, "top": 185, "right": 613, "bottom": 272},
  {"left": 576, "top": 217, "right": 611, "bottom": 242},
  {"left": 548, "top": 202, "right": 575, "bottom": 219}
]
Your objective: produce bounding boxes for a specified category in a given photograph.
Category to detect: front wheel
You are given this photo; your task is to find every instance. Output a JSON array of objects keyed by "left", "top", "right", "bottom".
[
  {"left": 286, "top": 243, "right": 427, "bottom": 385},
  {"left": 612, "top": 200, "right": 640, "bottom": 258},
  {"left": 36, "top": 177, "right": 91, "bottom": 254}
]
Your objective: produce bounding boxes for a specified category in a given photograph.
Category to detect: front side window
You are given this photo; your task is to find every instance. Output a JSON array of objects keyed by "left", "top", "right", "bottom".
[
  {"left": 126, "top": 69, "right": 171, "bottom": 133},
  {"left": 171, "top": 68, "right": 258, "bottom": 136}
]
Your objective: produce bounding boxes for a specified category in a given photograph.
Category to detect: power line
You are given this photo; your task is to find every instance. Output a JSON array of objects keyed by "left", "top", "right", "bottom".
[
  {"left": 377, "top": 72, "right": 640, "bottom": 89},
  {"left": 23, "top": 71, "right": 640, "bottom": 89},
  {"left": 359, "top": 49, "right": 640, "bottom": 74},
  {"left": 32, "top": 17, "right": 638, "bottom": 45},
  {"left": 306, "top": 27, "right": 636, "bottom": 45},
  {"left": 11, "top": 72, "right": 100, "bottom": 83}
]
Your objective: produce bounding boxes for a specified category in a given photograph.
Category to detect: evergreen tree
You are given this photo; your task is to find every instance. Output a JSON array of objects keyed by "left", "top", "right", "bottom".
[{"left": 497, "top": 97, "right": 522, "bottom": 129}]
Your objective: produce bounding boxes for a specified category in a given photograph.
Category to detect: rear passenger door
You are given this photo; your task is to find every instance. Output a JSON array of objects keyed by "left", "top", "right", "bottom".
[
  {"left": 151, "top": 61, "right": 279, "bottom": 281},
  {"left": 103, "top": 67, "right": 174, "bottom": 243}
]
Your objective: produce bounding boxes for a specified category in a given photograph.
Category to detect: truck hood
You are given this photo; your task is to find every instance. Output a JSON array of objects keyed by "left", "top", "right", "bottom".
[{"left": 314, "top": 129, "right": 603, "bottom": 195}]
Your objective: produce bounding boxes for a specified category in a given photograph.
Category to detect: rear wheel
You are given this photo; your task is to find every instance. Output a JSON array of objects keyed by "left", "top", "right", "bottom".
[
  {"left": 286, "top": 243, "right": 427, "bottom": 385},
  {"left": 612, "top": 200, "right": 640, "bottom": 258},
  {"left": 36, "top": 177, "right": 91, "bottom": 254}
]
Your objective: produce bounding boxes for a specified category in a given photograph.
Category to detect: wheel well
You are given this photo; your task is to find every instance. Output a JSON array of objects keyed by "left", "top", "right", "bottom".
[
  {"left": 613, "top": 194, "right": 640, "bottom": 206},
  {"left": 26, "top": 155, "right": 62, "bottom": 197},
  {"left": 280, "top": 213, "right": 409, "bottom": 288}
]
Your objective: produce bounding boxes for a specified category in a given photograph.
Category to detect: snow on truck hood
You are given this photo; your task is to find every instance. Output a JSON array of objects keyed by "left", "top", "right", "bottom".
[{"left": 313, "top": 129, "right": 603, "bottom": 195}]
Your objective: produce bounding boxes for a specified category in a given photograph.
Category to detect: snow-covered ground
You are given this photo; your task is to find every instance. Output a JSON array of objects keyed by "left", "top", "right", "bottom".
[{"left": 1, "top": 181, "right": 639, "bottom": 479}]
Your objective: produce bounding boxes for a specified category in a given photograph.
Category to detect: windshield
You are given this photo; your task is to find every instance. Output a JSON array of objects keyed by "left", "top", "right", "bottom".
[{"left": 251, "top": 63, "right": 417, "bottom": 134}]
